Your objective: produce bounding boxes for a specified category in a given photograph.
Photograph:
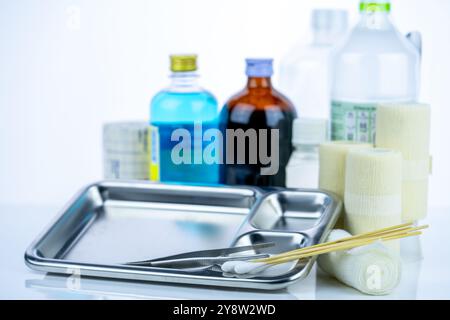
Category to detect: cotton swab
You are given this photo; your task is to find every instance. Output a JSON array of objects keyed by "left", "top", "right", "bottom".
[
  {"left": 259, "top": 231, "right": 423, "bottom": 265},
  {"left": 220, "top": 223, "right": 428, "bottom": 276},
  {"left": 279, "top": 223, "right": 421, "bottom": 258},
  {"left": 254, "top": 223, "right": 428, "bottom": 265},
  {"left": 273, "top": 224, "right": 427, "bottom": 261},
  {"left": 258, "top": 230, "right": 424, "bottom": 265}
]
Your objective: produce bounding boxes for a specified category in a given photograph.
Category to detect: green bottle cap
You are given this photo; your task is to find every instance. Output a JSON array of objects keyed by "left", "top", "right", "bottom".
[
  {"left": 170, "top": 55, "right": 197, "bottom": 72},
  {"left": 360, "top": 2, "right": 391, "bottom": 13}
]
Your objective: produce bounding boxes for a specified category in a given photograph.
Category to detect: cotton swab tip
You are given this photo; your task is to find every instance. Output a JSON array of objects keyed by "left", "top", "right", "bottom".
[
  {"left": 221, "top": 261, "right": 241, "bottom": 273},
  {"left": 233, "top": 261, "right": 268, "bottom": 274}
]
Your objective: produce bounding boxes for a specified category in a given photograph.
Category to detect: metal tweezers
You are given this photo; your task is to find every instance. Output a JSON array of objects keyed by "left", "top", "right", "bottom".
[{"left": 125, "top": 242, "right": 275, "bottom": 270}]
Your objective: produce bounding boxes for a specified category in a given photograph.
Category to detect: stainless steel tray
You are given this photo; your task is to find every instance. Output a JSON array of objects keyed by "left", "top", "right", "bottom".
[{"left": 25, "top": 181, "right": 341, "bottom": 290}]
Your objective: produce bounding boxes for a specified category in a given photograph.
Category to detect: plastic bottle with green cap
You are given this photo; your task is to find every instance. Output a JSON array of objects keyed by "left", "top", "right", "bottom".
[
  {"left": 150, "top": 55, "right": 220, "bottom": 184},
  {"left": 330, "top": 0, "right": 421, "bottom": 143}
]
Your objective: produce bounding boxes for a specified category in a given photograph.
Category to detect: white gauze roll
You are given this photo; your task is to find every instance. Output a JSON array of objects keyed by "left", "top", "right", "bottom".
[
  {"left": 318, "top": 229, "right": 401, "bottom": 295},
  {"left": 375, "top": 103, "right": 431, "bottom": 222},
  {"left": 319, "top": 141, "right": 373, "bottom": 227},
  {"left": 344, "top": 148, "right": 402, "bottom": 239}
]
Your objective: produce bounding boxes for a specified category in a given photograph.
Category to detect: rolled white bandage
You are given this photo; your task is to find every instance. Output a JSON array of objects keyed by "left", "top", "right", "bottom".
[
  {"left": 318, "top": 229, "right": 401, "bottom": 295},
  {"left": 375, "top": 103, "right": 431, "bottom": 222},
  {"left": 344, "top": 148, "right": 402, "bottom": 238},
  {"left": 319, "top": 141, "right": 373, "bottom": 227}
]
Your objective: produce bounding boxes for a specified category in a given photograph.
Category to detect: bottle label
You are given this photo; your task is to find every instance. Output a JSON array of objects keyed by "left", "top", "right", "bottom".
[
  {"left": 331, "top": 100, "right": 377, "bottom": 143},
  {"left": 149, "top": 125, "right": 160, "bottom": 181}
]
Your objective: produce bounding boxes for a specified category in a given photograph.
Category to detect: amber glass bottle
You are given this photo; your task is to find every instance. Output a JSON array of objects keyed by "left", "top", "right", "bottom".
[{"left": 220, "top": 59, "right": 297, "bottom": 187}]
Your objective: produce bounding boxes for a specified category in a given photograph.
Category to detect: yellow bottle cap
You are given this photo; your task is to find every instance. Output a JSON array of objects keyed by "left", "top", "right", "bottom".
[{"left": 170, "top": 54, "right": 197, "bottom": 72}]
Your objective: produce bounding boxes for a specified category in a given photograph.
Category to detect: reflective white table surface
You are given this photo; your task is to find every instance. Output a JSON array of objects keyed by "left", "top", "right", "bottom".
[{"left": 1, "top": 204, "right": 449, "bottom": 300}]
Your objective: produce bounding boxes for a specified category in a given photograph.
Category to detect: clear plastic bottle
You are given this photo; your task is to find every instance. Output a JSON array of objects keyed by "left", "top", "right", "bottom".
[
  {"left": 331, "top": 0, "right": 421, "bottom": 143},
  {"left": 279, "top": 9, "right": 348, "bottom": 118},
  {"left": 286, "top": 118, "right": 327, "bottom": 189},
  {"left": 150, "top": 55, "right": 220, "bottom": 184}
]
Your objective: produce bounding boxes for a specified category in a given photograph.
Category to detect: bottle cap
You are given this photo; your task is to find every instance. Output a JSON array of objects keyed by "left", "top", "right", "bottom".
[
  {"left": 170, "top": 54, "right": 197, "bottom": 72},
  {"left": 245, "top": 58, "right": 273, "bottom": 77},
  {"left": 359, "top": 0, "right": 391, "bottom": 13},
  {"left": 292, "top": 118, "right": 328, "bottom": 146},
  {"left": 311, "top": 9, "right": 348, "bottom": 34}
]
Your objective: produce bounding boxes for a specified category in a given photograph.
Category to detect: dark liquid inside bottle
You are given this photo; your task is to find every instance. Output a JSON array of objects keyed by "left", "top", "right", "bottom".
[{"left": 220, "top": 77, "right": 297, "bottom": 187}]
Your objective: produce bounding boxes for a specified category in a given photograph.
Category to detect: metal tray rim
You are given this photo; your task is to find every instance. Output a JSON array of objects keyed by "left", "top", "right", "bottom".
[{"left": 24, "top": 181, "right": 342, "bottom": 291}]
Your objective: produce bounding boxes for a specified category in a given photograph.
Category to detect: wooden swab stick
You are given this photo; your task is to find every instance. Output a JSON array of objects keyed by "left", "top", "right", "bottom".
[
  {"left": 260, "top": 227, "right": 426, "bottom": 263},
  {"left": 346, "top": 222, "right": 414, "bottom": 239},
  {"left": 277, "top": 223, "right": 416, "bottom": 256},
  {"left": 254, "top": 224, "right": 428, "bottom": 265},
  {"left": 257, "top": 224, "right": 427, "bottom": 262},
  {"left": 260, "top": 231, "right": 423, "bottom": 265},
  {"left": 260, "top": 229, "right": 424, "bottom": 264}
]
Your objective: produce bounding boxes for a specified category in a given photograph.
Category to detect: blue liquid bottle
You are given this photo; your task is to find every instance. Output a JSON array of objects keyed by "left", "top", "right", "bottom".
[{"left": 150, "top": 55, "right": 220, "bottom": 184}]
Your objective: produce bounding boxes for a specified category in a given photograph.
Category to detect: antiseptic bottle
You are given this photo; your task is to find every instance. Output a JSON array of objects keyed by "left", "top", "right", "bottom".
[
  {"left": 331, "top": 0, "right": 420, "bottom": 143},
  {"left": 220, "top": 59, "right": 297, "bottom": 187},
  {"left": 150, "top": 55, "right": 220, "bottom": 184},
  {"left": 279, "top": 9, "right": 348, "bottom": 118}
]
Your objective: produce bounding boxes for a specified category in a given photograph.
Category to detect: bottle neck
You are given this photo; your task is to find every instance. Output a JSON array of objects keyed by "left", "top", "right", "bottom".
[
  {"left": 247, "top": 77, "right": 272, "bottom": 89},
  {"left": 359, "top": 10, "right": 392, "bottom": 30},
  {"left": 169, "top": 71, "right": 200, "bottom": 90}
]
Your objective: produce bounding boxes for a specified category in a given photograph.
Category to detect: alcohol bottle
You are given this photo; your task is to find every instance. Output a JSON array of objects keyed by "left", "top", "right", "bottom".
[{"left": 150, "top": 55, "right": 220, "bottom": 184}]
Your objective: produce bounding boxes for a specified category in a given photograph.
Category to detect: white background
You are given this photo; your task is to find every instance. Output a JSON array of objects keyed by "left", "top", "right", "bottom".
[{"left": 1, "top": 0, "right": 449, "bottom": 209}]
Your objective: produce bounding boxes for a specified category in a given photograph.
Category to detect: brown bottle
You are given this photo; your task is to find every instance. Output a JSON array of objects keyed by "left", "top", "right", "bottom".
[{"left": 220, "top": 59, "right": 297, "bottom": 187}]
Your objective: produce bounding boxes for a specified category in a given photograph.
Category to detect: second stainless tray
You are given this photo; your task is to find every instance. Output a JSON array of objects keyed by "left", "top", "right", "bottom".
[{"left": 25, "top": 181, "right": 341, "bottom": 290}]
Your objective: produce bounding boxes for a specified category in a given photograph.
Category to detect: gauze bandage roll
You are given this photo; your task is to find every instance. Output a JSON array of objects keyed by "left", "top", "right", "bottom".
[
  {"left": 344, "top": 149, "right": 402, "bottom": 238},
  {"left": 318, "top": 229, "right": 401, "bottom": 295},
  {"left": 319, "top": 141, "right": 373, "bottom": 227},
  {"left": 375, "top": 104, "right": 431, "bottom": 222},
  {"left": 103, "top": 122, "right": 150, "bottom": 180}
]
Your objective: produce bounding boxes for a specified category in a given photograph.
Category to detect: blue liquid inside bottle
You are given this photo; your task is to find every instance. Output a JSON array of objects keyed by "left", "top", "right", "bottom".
[{"left": 150, "top": 67, "right": 220, "bottom": 184}]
